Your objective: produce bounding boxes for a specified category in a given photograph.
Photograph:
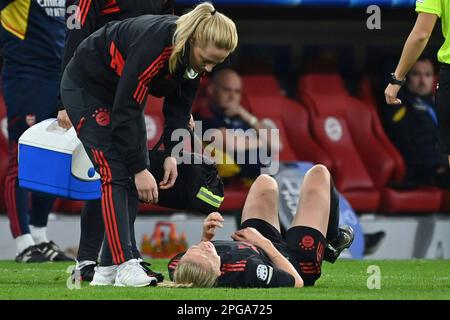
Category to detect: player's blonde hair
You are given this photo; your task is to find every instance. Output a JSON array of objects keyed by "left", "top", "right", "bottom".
[
  {"left": 169, "top": 2, "right": 238, "bottom": 73},
  {"left": 158, "top": 260, "right": 219, "bottom": 288}
]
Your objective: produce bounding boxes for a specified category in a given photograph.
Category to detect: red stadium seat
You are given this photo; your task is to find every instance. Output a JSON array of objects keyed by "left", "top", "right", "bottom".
[
  {"left": 357, "top": 76, "right": 414, "bottom": 182},
  {"left": 357, "top": 76, "right": 377, "bottom": 107},
  {"left": 299, "top": 73, "right": 443, "bottom": 213},
  {"left": 245, "top": 94, "right": 333, "bottom": 167},
  {"left": 347, "top": 104, "right": 442, "bottom": 212},
  {"left": 143, "top": 96, "right": 165, "bottom": 149},
  {"left": 220, "top": 184, "right": 249, "bottom": 212},
  {"left": 310, "top": 116, "right": 381, "bottom": 211},
  {"left": 356, "top": 77, "right": 443, "bottom": 212},
  {"left": 298, "top": 73, "right": 346, "bottom": 98},
  {"left": 280, "top": 99, "right": 334, "bottom": 169},
  {"left": 245, "top": 94, "right": 299, "bottom": 162},
  {"left": 242, "top": 74, "right": 282, "bottom": 96}
]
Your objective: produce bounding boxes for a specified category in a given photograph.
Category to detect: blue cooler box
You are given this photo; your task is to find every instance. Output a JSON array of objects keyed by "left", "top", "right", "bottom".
[{"left": 18, "top": 119, "right": 101, "bottom": 200}]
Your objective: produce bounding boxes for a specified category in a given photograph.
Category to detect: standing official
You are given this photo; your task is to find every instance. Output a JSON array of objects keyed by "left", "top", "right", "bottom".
[{"left": 385, "top": 0, "right": 450, "bottom": 166}]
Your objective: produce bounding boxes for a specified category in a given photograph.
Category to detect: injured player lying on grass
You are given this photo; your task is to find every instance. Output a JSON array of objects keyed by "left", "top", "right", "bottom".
[{"left": 163, "top": 165, "right": 354, "bottom": 288}]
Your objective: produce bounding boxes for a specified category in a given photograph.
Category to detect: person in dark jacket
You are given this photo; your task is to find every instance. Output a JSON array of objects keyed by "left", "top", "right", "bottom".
[
  {"left": 381, "top": 56, "right": 450, "bottom": 188},
  {"left": 1, "top": 0, "right": 73, "bottom": 263},
  {"left": 59, "top": 0, "right": 175, "bottom": 285},
  {"left": 60, "top": 2, "right": 238, "bottom": 287}
]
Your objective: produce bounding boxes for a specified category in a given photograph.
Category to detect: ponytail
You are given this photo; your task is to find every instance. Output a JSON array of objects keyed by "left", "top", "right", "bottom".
[{"left": 169, "top": 2, "right": 238, "bottom": 73}]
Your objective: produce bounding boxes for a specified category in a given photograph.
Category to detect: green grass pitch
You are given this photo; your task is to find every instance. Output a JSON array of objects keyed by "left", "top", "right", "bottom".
[{"left": 0, "top": 260, "right": 449, "bottom": 300}]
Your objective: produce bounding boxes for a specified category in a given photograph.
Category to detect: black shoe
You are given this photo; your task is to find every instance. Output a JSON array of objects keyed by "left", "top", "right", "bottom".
[
  {"left": 15, "top": 245, "right": 48, "bottom": 263},
  {"left": 35, "top": 241, "right": 75, "bottom": 262},
  {"left": 363, "top": 231, "right": 386, "bottom": 256},
  {"left": 71, "top": 261, "right": 97, "bottom": 282},
  {"left": 139, "top": 260, "right": 164, "bottom": 283},
  {"left": 324, "top": 225, "right": 354, "bottom": 264}
]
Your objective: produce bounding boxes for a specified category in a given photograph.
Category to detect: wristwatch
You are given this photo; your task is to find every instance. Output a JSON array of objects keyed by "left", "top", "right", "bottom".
[{"left": 389, "top": 73, "right": 406, "bottom": 86}]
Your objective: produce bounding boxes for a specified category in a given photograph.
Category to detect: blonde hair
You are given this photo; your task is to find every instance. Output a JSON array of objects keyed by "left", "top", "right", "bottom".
[
  {"left": 169, "top": 2, "right": 238, "bottom": 73},
  {"left": 158, "top": 259, "right": 219, "bottom": 288}
]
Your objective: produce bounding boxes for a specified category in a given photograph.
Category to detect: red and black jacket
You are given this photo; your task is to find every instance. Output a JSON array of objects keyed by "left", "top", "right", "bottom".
[
  {"left": 62, "top": 0, "right": 174, "bottom": 70},
  {"left": 65, "top": 14, "right": 200, "bottom": 175}
]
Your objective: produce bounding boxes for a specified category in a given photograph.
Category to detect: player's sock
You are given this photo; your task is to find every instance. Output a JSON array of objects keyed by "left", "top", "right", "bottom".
[
  {"left": 325, "top": 179, "right": 340, "bottom": 242},
  {"left": 128, "top": 190, "right": 141, "bottom": 260},
  {"left": 16, "top": 234, "right": 35, "bottom": 254},
  {"left": 77, "top": 260, "right": 97, "bottom": 269},
  {"left": 72, "top": 260, "right": 97, "bottom": 282},
  {"left": 29, "top": 225, "right": 49, "bottom": 245},
  {"left": 77, "top": 200, "right": 104, "bottom": 262}
]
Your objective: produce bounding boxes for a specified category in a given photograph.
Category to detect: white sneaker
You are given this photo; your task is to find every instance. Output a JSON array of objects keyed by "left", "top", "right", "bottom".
[
  {"left": 114, "top": 259, "right": 157, "bottom": 287},
  {"left": 90, "top": 265, "right": 118, "bottom": 286}
]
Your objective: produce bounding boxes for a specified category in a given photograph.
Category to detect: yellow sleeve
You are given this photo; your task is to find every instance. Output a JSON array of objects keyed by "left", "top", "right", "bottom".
[
  {"left": 415, "top": 0, "right": 441, "bottom": 18},
  {"left": 0, "top": 0, "right": 31, "bottom": 40}
]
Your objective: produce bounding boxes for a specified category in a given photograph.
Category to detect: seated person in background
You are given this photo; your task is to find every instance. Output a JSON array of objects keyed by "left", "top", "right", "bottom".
[
  {"left": 165, "top": 165, "right": 354, "bottom": 288},
  {"left": 194, "top": 69, "right": 278, "bottom": 183},
  {"left": 381, "top": 56, "right": 450, "bottom": 189}
]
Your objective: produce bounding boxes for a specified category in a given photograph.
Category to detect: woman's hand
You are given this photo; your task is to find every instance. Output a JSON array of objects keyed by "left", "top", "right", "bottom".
[
  {"left": 188, "top": 114, "right": 195, "bottom": 130},
  {"left": 159, "top": 156, "right": 178, "bottom": 190},
  {"left": 134, "top": 169, "right": 159, "bottom": 204},
  {"left": 202, "top": 212, "right": 224, "bottom": 241},
  {"left": 384, "top": 83, "right": 402, "bottom": 105},
  {"left": 57, "top": 109, "right": 73, "bottom": 129},
  {"left": 231, "top": 227, "right": 270, "bottom": 249}
]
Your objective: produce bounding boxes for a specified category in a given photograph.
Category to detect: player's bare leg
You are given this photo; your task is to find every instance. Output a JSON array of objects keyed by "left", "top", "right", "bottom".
[
  {"left": 240, "top": 174, "right": 280, "bottom": 231},
  {"left": 290, "top": 165, "right": 331, "bottom": 236},
  {"left": 290, "top": 165, "right": 354, "bottom": 263}
]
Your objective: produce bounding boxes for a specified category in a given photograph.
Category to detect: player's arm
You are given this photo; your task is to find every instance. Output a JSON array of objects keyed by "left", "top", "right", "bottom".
[
  {"left": 111, "top": 43, "right": 169, "bottom": 176},
  {"left": 385, "top": 12, "right": 438, "bottom": 105},
  {"left": 112, "top": 45, "right": 172, "bottom": 203},
  {"left": 263, "top": 243, "right": 303, "bottom": 288},
  {"left": 232, "top": 227, "right": 303, "bottom": 288},
  {"left": 393, "top": 13, "right": 438, "bottom": 81},
  {"left": 160, "top": 78, "right": 200, "bottom": 189},
  {"left": 201, "top": 212, "right": 224, "bottom": 242}
]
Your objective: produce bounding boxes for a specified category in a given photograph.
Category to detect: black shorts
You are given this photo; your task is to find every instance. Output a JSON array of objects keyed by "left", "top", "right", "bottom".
[
  {"left": 240, "top": 218, "right": 326, "bottom": 286},
  {"left": 436, "top": 63, "right": 450, "bottom": 155}
]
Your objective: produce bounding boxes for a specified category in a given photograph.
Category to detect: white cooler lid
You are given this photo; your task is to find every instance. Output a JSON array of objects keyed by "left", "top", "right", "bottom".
[
  {"left": 19, "top": 118, "right": 100, "bottom": 181},
  {"left": 19, "top": 118, "right": 80, "bottom": 154}
]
